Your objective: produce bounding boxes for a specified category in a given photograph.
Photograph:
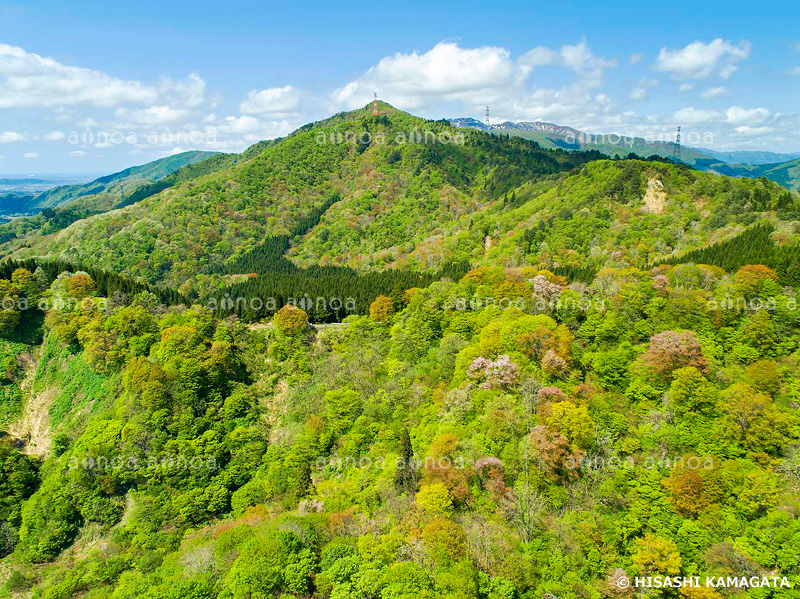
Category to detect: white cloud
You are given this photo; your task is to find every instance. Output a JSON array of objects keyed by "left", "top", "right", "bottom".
[
  {"left": 788, "top": 66, "right": 800, "bottom": 76},
  {"left": 654, "top": 39, "right": 750, "bottom": 80},
  {"left": 0, "top": 43, "right": 157, "bottom": 108},
  {"left": 23, "top": 152, "right": 39, "bottom": 158},
  {"left": 44, "top": 130, "right": 65, "bottom": 141},
  {"left": 331, "top": 40, "right": 616, "bottom": 125},
  {"left": 222, "top": 115, "right": 263, "bottom": 135},
  {"left": 240, "top": 85, "right": 301, "bottom": 116},
  {"left": 521, "top": 47, "right": 557, "bottom": 67},
  {"left": 629, "top": 88, "right": 647, "bottom": 101},
  {"left": 679, "top": 83, "right": 694, "bottom": 92},
  {"left": 115, "top": 105, "right": 193, "bottom": 126},
  {"left": 521, "top": 40, "right": 617, "bottom": 88},
  {"left": 333, "top": 42, "right": 519, "bottom": 110},
  {"left": 217, "top": 115, "right": 295, "bottom": 141},
  {"left": 725, "top": 106, "right": 770, "bottom": 125},
  {"left": 701, "top": 86, "right": 727, "bottom": 99},
  {"left": 492, "top": 88, "right": 612, "bottom": 125},
  {"left": 629, "top": 54, "right": 643, "bottom": 65},
  {"left": 735, "top": 125, "right": 773, "bottom": 136},
  {"left": 0, "top": 131, "right": 25, "bottom": 143},
  {"left": 0, "top": 44, "right": 206, "bottom": 116},
  {"left": 69, "top": 150, "right": 88, "bottom": 157},
  {"left": 673, "top": 107, "right": 722, "bottom": 124},
  {"left": 159, "top": 73, "right": 206, "bottom": 108}
]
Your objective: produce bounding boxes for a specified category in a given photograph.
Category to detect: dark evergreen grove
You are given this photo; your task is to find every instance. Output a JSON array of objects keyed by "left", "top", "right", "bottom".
[
  {"left": 0, "top": 257, "right": 186, "bottom": 305},
  {"left": 657, "top": 224, "right": 800, "bottom": 286}
]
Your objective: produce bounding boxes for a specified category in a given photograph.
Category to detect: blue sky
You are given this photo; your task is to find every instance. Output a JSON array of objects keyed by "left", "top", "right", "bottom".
[{"left": 1, "top": 0, "right": 799, "bottom": 173}]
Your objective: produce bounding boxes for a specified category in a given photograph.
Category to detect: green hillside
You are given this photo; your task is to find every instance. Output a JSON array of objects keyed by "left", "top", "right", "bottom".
[
  {"left": 5, "top": 104, "right": 796, "bottom": 309},
  {"left": 25, "top": 151, "right": 219, "bottom": 213},
  {"left": 456, "top": 122, "right": 800, "bottom": 191},
  {"left": 0, "top": 242, "right": 799, "bottom": 598},
  {"left": 750, "top": 157, "right": 800, "bottom": 191},
  {"left": 0, "top": 151, "right": 228, "bottom": 251},
  {"left": 4, "top": 103, "right": 608, "bottom": 293},
  {"left": 697, "top": 148, "right": 800, "bottom": 164},
  {"left": 487, "top": 127, "right": 715, "bottom": 167},
  {"left": 0, "top": 103, "right": 800, "bottom": 599},
  {"left": 290, "top": 159, "right": 798, "bottom": 275}
]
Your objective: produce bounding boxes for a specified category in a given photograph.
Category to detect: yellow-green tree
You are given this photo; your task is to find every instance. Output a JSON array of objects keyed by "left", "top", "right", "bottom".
[
  {"left": 632, "top": 533, "right": 682, "bottom": 576},
  {"left": 416, "top": 483, "right": 452, "bottom": 514},
  {"left": 369, "top": 295, "right": 395, "bottom": 322},
  {"left": 274, "top": 305, "right": 309, "bottom": 335}
]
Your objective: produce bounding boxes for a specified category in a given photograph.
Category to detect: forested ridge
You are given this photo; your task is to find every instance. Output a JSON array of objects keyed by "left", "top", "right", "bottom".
[
  {"left": 0, "top": 254, "right": 799, "bottom": 598},
  {"left": 0, "top": 102, "right": 799, "bottom": 598}
]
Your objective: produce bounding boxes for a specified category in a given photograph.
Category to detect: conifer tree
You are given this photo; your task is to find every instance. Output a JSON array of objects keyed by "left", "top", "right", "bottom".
[{"left": 394, "top": 428, "right": 419, "bottom": 495}]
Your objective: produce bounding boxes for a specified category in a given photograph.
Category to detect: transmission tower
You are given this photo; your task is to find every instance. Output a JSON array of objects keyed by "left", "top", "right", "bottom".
[
  {"left": 673, "top": 126, "right": 681, "bottom": 160},
  {"left": 372, "top": 92, "right": 379, "bottom": 115},
  {"left": 485, "top": 105, "right": 490, "bottom": 130}
]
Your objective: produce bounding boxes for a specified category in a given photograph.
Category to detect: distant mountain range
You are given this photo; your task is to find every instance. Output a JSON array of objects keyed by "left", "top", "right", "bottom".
[
  {"left": 450, "top": 117, "right": 800, "bottom": 190},
  {"left": 697, "top": 148, "right": 800, "bottom": 165},
  {"left": 0, "top": 150, "right": 221, "bottom": 246},
  {"left": 4, "top": 150, "right": 218, "bottom": 215}
]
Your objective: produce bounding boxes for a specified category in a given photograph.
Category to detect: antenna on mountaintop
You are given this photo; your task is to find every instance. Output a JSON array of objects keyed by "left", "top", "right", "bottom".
[
  {"left": 372, "top": 92, "right": 379, "bottom": 115},
  {"left": 485, "top": 105, "right": 490, "bottom": 130},
  {"left": 673, "top": 126, "right": 681, "bottom": 160}
]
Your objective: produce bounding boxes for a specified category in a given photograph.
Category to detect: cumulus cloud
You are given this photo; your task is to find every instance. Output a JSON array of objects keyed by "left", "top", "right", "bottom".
[
  {"left": 492, "top": 89, "right": 612, "bottom": 125},
  {"left": 0, "top": 131, "right": 25, "bottom": 143},
  {"left": 520, "top": 40, "right": 616, "bottom": 88},
  {"left": 734, "top": 125, "right": 772, "bottom": 135},
  {"left": 654, "top": 39, "right": 750, "bottom": 80},
  {"left": 0, "top": 44, "right": 157, "bottom": 108},
  {"left": 216, "top": 115, "right": 296, "bottom": 142},
  {"left": 629, "top": 88, "right": 647, "bottom": 101},
  {"left": 673, "top": 107, "right": 722, "bottom": 123},
  {"left": 159, "top": 73, "right": 206, "bottom": 109},
  {"left": 331, "top": 40, "right": 616, "bottom": 126},
  {"left": 240, "top": 85, "right": 301, "bottom": 117},
  {"left": 701, "top": 86, "right": 727, "bottom": 99},
  {"left": 332, "top": 42, "right": 519, "bottom": 110},
  {"left": 114, "top": 105, "right": 193, "bottom": 127},
  {"left": 23, "top": 152, "right": 39, "bottom": 158},
  {"left": 44, "top": 130, "right": 65, "bottom": 141},
  {"left": 0, "top": 43, "right": 207, "bottom": 126},
  {"left": 788, "top": 66, "right": 800, "bottom": 76},
  {"left": 725, "top": 106, "right": 770, "bottom": 125}
]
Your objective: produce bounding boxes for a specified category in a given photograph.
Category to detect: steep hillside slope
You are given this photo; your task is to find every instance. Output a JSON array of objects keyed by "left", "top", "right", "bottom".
[
  {"left": 6, "top": 104, "right": 603, "bottom": 291},
  {"left": 24, "top": 151, "right": 218, "bottom": 213},
  {"left": 751, "top": 157, "right": 800, "bottom": 190},
  {"left": 451, "top": 118, "right": 800, "bottom": 189},
  {"left": 1, "top": 247, "right": 799, "bottom": 598},
  {"left": 451, "top": 118, "right": 717, "bottom": 166},
  {"left": 0, "top": 151, "right": 231, "bottom": 252},
  {"left": 3, "top": 104, "right": 799, "bottom": 306},
  {"left": 289, "top": 159, "right": 798, "bottom": 278}
]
